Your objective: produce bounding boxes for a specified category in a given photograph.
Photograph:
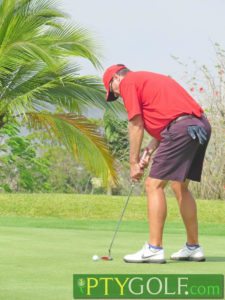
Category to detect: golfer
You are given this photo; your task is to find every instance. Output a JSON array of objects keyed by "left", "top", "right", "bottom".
[{"left": 103, "top": 64, "right": 211, "bottom": 263}]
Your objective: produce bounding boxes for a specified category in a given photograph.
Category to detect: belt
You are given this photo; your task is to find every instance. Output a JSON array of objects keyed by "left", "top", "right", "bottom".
[
  {"left": 169, "top": 113, "right": 206, "bottom": 128},
  {"left": 171, "top": 114, "right": 194, "bottom": 125}
]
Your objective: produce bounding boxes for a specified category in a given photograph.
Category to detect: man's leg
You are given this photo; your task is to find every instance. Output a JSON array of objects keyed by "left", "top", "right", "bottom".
[
  {"left": 171, "top": 180, "right": 198, "bottom": 245},
  {"left": 123, "top": 176, "right": 167, "bottom": 263},
  {"left": 145, "top": 177, "right": 168, "bottom": 247}
]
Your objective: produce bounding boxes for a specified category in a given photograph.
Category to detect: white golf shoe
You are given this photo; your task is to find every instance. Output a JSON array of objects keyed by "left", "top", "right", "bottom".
[
  {"left": 123, "top": 243, "right": 166, "bottom": 264},
  {"left": 170, "top": 244, "right": 205, "bottom": 262}
]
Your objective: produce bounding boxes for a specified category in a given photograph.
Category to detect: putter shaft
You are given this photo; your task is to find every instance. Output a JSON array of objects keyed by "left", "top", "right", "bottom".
[
  {"left": 108, "top": 183, "right": 135, "bottom": 258},
  {"left": 107, "top": 150, "right": 148, "bottom": 259}
]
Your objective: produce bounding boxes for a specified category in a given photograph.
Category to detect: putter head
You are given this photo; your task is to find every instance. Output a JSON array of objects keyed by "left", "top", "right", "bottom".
[{"left": 101, "top": 256, "right": 113, "bottom": 261}]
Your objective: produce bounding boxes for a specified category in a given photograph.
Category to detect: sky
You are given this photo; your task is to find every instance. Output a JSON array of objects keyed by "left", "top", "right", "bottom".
[{"left": 60, "top": 0, "right": 225, "bottom": 85}]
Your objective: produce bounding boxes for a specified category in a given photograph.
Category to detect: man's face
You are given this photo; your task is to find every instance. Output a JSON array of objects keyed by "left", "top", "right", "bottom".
[{"left": 110, "top": 74, "right": 122, "bottom": 98}]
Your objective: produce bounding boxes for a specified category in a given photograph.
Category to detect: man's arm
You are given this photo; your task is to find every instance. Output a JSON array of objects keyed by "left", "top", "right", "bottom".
[
  {"left": 128, "top": 114, "right": 144, "bottom": 164},
  {"left": 128, "top": 114, "right": 144, "bottom": 181},
  {"left": 146, "top": 137, "right": 160, "bottom": 155}
]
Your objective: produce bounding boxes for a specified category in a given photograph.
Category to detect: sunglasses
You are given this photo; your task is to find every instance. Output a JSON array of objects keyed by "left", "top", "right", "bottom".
[{"left": 109, "top": 78, "right": 114, "bottom": 93}]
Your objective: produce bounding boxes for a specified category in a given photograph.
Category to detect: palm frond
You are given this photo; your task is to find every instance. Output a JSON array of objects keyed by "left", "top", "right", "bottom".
[
  {"left": 25, "top": 112, "right": 118, "bottom": 186},
  {"left": 0, "top": 0, "right": 65, "bottom": 45},
  {"left": 42, "top": 22, "right": 102, "bottom": 69},
  {"left": 0, "top": 0, "right": 124, "bottom": 188},
  {"left": 7, "top": 42, "right": 56, "bottom": 69},
  {"left": 0, "top": 62, "right": 125, "bottom": 117},
  {"left": 0, "top": 0, "right": 101, "bottom": 71}
]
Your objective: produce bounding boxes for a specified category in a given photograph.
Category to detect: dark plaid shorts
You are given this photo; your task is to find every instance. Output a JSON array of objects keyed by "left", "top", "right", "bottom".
[{"left": 150, "top": 115, "right": 211, "bottom": 182}]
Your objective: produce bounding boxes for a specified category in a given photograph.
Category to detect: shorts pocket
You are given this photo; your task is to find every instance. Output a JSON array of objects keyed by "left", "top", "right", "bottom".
[
  {"left": 160, "top": 127, "right": 172, "bottom": 141},
  {"left": 167, "top": 123, "right": 187, "bottom": 141}
]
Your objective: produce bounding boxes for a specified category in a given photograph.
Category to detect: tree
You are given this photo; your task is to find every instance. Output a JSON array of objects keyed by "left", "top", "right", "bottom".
[
  {"left": 0, "top": 0, "right": 123, "bottom": 187},
  {"left": 103, "top": 112, "right": 129, "bottom": 163},
  {"left": 173, "top": 44, "right": 225, "bottom": 199},
  {"left": 0, "top": 122, "right": 51, "bottom": 192},
  {"left": 39, "top": 145, "right": 93, "bottom": 194}
]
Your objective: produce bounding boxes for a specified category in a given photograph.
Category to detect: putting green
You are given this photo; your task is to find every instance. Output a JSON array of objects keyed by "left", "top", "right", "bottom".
[{"left": 0, "top": 219, "right": 224, "bottom": 300}]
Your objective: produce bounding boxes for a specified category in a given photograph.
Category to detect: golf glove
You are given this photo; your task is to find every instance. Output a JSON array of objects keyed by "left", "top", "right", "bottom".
[{"left": 187, "top": 125, "right": 208, "bottom": 145}]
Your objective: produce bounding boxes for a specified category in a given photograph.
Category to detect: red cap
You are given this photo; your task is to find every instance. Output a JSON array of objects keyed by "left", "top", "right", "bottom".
[{"left": 102, "top": 64, "right": 126, "bottom": 102}]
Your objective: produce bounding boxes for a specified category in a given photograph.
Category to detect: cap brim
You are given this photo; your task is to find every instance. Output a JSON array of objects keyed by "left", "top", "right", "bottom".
[{"left": 106, "top": 90, "right": 119, "bottom": 102}]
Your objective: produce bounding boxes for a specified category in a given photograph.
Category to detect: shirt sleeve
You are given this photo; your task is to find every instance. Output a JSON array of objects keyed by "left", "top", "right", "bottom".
[{"left": 120, "top": 83, "right": 142, "bottom": 121}]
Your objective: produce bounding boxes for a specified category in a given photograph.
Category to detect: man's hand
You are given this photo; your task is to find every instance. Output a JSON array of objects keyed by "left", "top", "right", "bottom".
[
  {"left": 130, "top": 163, "right": 144, "bottom": 182},
  {"left": 187, "top": 125, "right": 208, "bottom": 145}
]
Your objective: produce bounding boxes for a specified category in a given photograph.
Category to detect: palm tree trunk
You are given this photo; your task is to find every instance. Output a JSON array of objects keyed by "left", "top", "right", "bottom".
[{"left": 107, "top": 185, "right": 112, "bottom": 195}]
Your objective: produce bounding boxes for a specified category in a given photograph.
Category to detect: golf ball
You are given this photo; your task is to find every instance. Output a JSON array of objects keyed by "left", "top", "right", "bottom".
[{"left": 92, "top": 255, "right": 100, "bottom": 261}]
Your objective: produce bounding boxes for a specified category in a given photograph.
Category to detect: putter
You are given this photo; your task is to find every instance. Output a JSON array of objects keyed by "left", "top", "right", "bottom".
[
  {"left": 100, "top": 150, "right": 148, "bottom": 261},
  {"left": 99, "top": 182, "right": 135, "bottom": 261}
]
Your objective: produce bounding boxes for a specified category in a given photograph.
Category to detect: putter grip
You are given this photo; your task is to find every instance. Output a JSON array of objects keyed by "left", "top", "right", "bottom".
[
  {"left": 139, "top": 149, "right": 149, "bottom": 170},
  {"left": 141, "top": 149, "right": 148, "bottom": 161}
]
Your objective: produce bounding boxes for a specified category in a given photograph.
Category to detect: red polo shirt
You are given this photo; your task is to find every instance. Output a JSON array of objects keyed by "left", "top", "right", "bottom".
[{"left": 119, "top": 71, "right": 203, "bottom": 141}]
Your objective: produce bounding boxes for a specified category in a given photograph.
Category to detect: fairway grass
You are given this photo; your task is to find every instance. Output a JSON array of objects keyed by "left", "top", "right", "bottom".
[
  {"left": 0, "top": 193, "right": 224, "bottom": 224},
  {"left": 0, "top": 194, "right": 224, "bottom": 300}
]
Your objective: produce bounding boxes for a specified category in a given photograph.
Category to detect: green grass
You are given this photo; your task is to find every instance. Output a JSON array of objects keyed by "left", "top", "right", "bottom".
[
  {"left": 0, "top": 193, "right": 224, "bottom": 223},
  {"left": 0, "top": 216, "right": 225, "bottom": 236},
  {"left": 0, "top": 194, "right": 224, "bottom": 300},
  {"left": 0, "top": 224, "right": 224, "bottom": 300}
]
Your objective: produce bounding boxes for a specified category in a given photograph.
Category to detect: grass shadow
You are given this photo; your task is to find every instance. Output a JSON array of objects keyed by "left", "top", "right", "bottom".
[{"left": 206, "top": 256, "right": 225, "bottom": 262}]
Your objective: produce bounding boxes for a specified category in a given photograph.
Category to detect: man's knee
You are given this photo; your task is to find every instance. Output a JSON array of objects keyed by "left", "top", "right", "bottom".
[
  {"left": 145, "top": 177, "right": 167, "bottom": 193},
  {"left": 171, "top": 180, "right": 189, "bottom": 193},
  {"left": 171, "top": 180, "right": 190, "bottom": 201}
]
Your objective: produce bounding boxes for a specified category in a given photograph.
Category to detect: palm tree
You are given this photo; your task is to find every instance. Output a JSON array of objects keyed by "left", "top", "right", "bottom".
[{"left": 0, "top": 0, "right": 122, "bottom": 186}]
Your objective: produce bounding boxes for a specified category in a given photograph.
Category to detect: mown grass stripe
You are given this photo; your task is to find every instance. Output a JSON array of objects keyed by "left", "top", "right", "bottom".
[{"left": 0, "top": 216, "right": 224, "bottom": 236}]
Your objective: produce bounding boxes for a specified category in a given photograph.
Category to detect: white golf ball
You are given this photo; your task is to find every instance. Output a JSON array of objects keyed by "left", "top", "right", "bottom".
[{"left": 92, "top": 255, "right": 100, "bottom": 261}]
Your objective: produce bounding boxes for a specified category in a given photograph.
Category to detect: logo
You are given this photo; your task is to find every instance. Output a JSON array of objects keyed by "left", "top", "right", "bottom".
[
  {"left": 73, "top": 274, "right": 224, "bottom": 299},
  {"left": 77, "top": 278, "right": 86, "bottom": 294}
]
